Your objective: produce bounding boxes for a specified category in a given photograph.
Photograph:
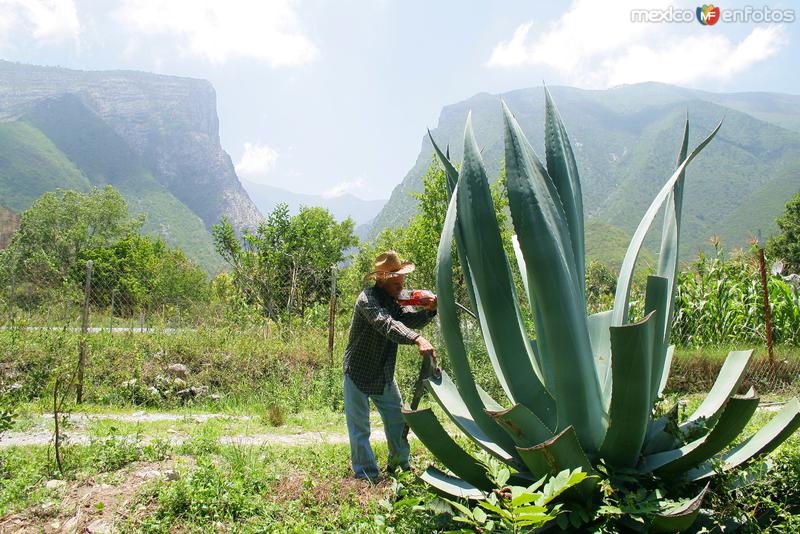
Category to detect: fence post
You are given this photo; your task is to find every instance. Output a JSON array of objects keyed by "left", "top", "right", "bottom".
[
  {"left": 109, "top": 289, "right": 115, "bottom": 332},
  {"left": 8, "top": 268, "right": 15, "bottom": 330},
  {"left": 76, "top": 259, "right": 93, "bottom": 404},
  {"left": 328, "top": 264, "right": 338, "bottom": 410},
  {"left": 757, "top": 242, "right": 775, "bottom": 364}
]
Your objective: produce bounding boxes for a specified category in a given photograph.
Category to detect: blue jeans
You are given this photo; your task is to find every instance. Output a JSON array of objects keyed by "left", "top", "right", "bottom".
[{"left": 344, "top": 375, "right": 410, "bottom": 479}]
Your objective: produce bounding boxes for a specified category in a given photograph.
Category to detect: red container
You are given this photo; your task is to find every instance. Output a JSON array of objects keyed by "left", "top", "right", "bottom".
[{"left": 396, "top": 289, "right": 436, "bottom": 307}]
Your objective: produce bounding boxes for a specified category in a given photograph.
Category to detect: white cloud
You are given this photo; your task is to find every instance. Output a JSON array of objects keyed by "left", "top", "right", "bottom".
[
  {"left": 114, "top": 0, "right": 318, "bottom": 66},
  {"left": 323, "top": 180, "right": 364, "bottom": 198},
  {"left": 0, "top": 0, "right": 80, "bottom": 48},
  {"left": 603, "top": 26, "right": 787, "bottom": 86},
  {"left": 487, "top": 0, "right": 787, "bottom": 87},
  {"left": 235, "top": 142, "right": 280, "bottom": 183}
]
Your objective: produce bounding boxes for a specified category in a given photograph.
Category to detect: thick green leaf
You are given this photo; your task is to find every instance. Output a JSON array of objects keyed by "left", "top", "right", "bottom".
[
  {"left": 681, "top": 350, "right": 753, "bottom": 433},
  {"left": 657, "top": 345, "right": 675, "bottom": 399},
  {"left": 645, "top": 276, "right": 670, "bottom": 409},
  {"left": 457, "top": 113, "right": 556, "bottom": 426},
  {"left": 612, "top": 120, "right": 722, "bottom": 326},
  {"left": 420, "top": 466, "right": 485, "bottom": 500},
  {"left": 517, "top": 427, "right": 593, "bottom": 477},
  {"left": 430, "top": 133, "right": 479, "bottom": 326},
  {"left": 402, "top": 407, "right": 493, "bottom": 490},
  {"left": 502, "top": 101, "right": 602, "bottom": 451},
  {"left": 426, "top": 369, "right": 519, "bottom": 464},
  {"left": 516, "top": 427, "right": 596, "bottom": 501},
  {"left": 544, "top": 86, "right": 585, "bottom": 302},
  {"left": 650, "top": 483, "right": 709, "bottom": 533},
  {"left": 643, "top": 405, "right": 680, "bottom": 455},
  {"left": 429, "top": 130, "right": 459, "bottom": 199},
  {"left": 641, "top": 393, "right": 759, "bottom": 475},
  {"left": 599, "top": 311, "right": 656, "bottom": 467},
  {"left": 486, "top": 403, "right": 555, "bottom": 448},
  {"left": 688, "top": 399, "right": 800, "bottom": 481},
  {"left": 511, "top": 234, "right": 549, "bottom": 384},
  {"left": 433, "top": 190, "right": 521, "bottom": 457},
  {"left": 587, "top": 310, "right": 613, "bottom": 404},
  {"left": 656, "top": 116, "right": 689, "bottom": 348}
]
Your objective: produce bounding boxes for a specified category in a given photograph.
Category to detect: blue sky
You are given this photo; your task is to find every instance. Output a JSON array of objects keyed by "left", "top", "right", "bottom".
[{"left": 0, "top": 0, "right": 797, "bottom": 200}]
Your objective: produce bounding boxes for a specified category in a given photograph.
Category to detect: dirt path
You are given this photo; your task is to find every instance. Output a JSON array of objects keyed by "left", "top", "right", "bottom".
[{"left": 0, "top": 411, "right": 387, "bottom": 448}]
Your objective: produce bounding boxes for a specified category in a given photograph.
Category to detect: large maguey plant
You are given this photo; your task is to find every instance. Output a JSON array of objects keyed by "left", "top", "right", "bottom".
[{"left": 403, "top": 90, "right": 800, "bottom": 531}]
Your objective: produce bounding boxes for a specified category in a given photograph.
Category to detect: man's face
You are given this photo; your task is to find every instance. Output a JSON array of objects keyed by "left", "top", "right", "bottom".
[{"left": 378, "top": 273, "right": 405, "bottom": 298}]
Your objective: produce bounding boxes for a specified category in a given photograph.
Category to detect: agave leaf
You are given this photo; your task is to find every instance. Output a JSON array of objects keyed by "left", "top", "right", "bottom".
[
  {"left": 430, "top": 132, "right": 480, "bottom": 318},
  {"left": 681, "top": 350, "right": 753, "bottom": 433},
  {"left": 487, "top": 404, "right": 555, "bottom": 448},
  {"left": 516, "top": 427, "right": 596, "bottom": 500},
  {"left": 645, "top": 276, "right": 670, "bottom": 409},
  {"left": 612, "top": 120, "right": 722, "bottom": 326},
  {"left": 587, "top": 310, "right": 613, "bottom": 403},
  {"left": 429, "top": 130, "right": 459, "bottom": 199},
  {"left": 650, "top": 482, "right": 709, "bottom": 533},
  {"left": 544, "top": 86, "right": 585, "bottom": 301},
  {"left": 688, "top": 399, "right": 800, "bottom": 481},
  {"left": 656, "top": 116, "right": 689, "bottom": 345},
  {"left": 641, "top": 393, "right": 759, "bottom": 475},
  {"left": 599, "top": 311, "right": 656, "bottom": 467},
  {"left": 502, "top": 101, "right": 603, "bottom": 451},
  {"left": 434, "top": 188, "right": 522, "bottom": 455},
  {"left": 421, "top": 466, "right": 486, "bottom": 500},
  {"left": 658, "top": 345, "right": 675, "bottom": 399},
  {"left": 457, "top": 113, "right": 556, "bottom": 425},
  {"left": 402, "top": 407, "right": 493, "bottom": 490},
  {"left": 511, "top": 234, "right": 549, "bottom": 382},
  {"left": 426, "top": 370, "right": 519, "bottom": 464}
]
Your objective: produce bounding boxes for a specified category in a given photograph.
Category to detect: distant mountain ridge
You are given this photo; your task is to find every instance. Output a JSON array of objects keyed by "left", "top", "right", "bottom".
[
  {"left": 0, "top": 60, "right": 263, "bottom": 272},
  {"left": 367, "top": 82, "right": 800, "bottom": 261},
  {"left": 241, "top": 180, "right": 386, "bottom": 227}
]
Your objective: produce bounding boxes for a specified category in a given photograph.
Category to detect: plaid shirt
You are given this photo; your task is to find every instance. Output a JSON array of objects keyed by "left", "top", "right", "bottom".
[{"left": 343, "top": 284, "right": 437, "bottom": 395}]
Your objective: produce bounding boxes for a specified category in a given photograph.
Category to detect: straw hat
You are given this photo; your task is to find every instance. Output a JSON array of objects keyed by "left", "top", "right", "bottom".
[{"left": 364, "top": 250, "right": 415, "bottom": 281}]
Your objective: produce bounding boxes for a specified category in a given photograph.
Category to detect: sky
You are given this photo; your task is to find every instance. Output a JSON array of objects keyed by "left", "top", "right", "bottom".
[{"left": 0, "top": 0, "right": 797, "bottom": 201}]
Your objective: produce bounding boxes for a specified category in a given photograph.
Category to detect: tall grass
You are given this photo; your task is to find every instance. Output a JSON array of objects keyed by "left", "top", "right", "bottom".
[{"left": 672, "top": 243, "right": 799, "bottom": 346}]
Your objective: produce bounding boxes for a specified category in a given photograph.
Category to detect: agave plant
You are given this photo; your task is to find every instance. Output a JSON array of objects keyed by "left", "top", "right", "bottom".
[{"left": 402, "top": 89, "right": 800, "bottom": 531}]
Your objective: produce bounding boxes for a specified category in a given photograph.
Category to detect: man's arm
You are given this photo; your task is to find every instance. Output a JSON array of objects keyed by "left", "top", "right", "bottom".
[
  {"left": 397, "top": 306, "right": 436, "bottom": 329},
  {"left": 398, "top": 296, "right": 437, "bottom": 329},
  {"left": 357, "top": 291, "right": 421, "bottom": 345}
]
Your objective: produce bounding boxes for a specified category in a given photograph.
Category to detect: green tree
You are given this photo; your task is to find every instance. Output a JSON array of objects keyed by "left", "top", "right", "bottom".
[
  {"left": 767, "top": 192, "right": 800, "bottom": 274},
  {"left": 213, "top": 204, "right": 357, "bottom": 318},
  {"left": 1, "top": 186, "right": 143, "bottom": 287}
]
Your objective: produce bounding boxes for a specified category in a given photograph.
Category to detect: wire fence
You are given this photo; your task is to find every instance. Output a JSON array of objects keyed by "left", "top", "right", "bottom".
[{"left": 1, "top": 260, "right": 799, "bottom": 400}]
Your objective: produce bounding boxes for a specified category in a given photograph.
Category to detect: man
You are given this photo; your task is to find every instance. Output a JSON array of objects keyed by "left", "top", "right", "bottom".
[{"left": 343, "top": 250, "right": 437, "bottom": 481}]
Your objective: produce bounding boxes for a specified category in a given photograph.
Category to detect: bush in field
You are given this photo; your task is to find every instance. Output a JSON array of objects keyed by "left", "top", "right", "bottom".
[
  {"left": 75, "top": 234, "right": 209, "bottom": 314},
  {"left": 672, "top": 240, "right": 800, "bottom": 346},
  {"left": 213, "top": 204, "right": 357, "bottom": 319}
]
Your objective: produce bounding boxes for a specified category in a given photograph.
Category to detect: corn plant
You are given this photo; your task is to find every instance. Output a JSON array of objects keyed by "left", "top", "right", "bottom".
[
  {"left": 402, "top": 89, "right": 800, "bottom": 531},
  {"left": 672, "top": 244, "right": 800, "bottom": 346}
]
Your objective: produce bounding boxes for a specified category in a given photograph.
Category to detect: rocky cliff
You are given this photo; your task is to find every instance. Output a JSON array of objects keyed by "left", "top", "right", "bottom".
[{"left": 0, "top": 60, "right": 262, "bottom": 231}]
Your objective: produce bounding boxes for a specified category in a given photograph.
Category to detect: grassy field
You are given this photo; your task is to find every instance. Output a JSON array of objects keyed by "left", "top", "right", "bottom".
[{"left": 1, "top": 323, "right": 800, "bottom": 531}]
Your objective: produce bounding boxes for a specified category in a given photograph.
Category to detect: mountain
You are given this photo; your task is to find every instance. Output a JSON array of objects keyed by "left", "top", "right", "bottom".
[
  {"left": 367, "top": 82, "right": 800, "bottom": 262},
  {"left": 241, "top": 180, "right": 386, "bottom": 227},
  {"left": 0, "top": 60, "right": 263, "bottom": 272}
]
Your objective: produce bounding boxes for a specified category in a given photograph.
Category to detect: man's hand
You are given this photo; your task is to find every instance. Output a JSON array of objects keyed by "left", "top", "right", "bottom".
[
  {"left": 423, "top": 295, "right": 438, "bottom": 312},
  {"left": 415, "top": 336, "right": 436, "bottom": 363}
]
